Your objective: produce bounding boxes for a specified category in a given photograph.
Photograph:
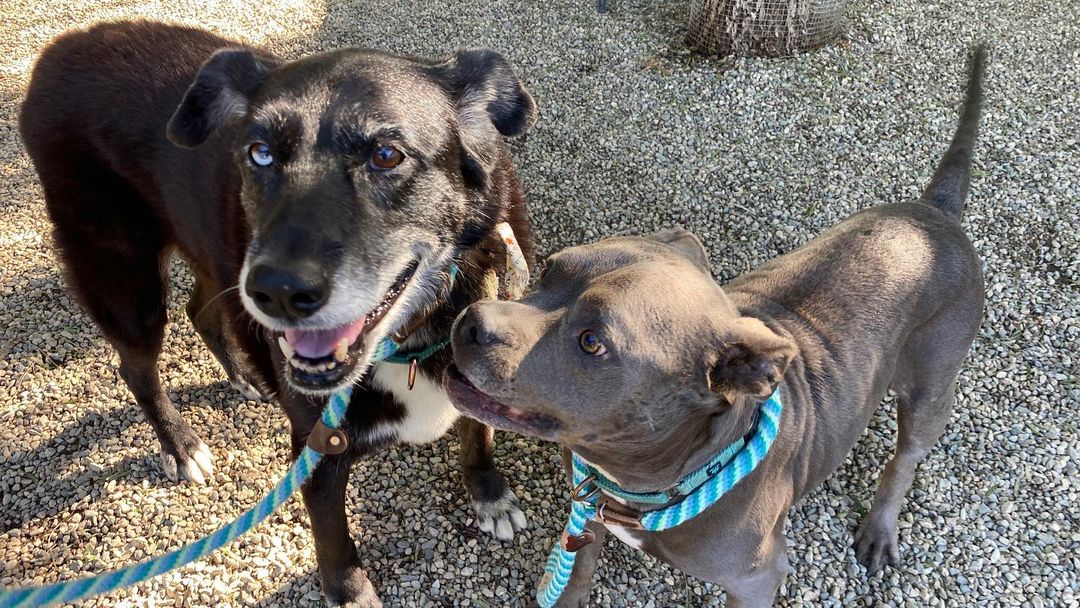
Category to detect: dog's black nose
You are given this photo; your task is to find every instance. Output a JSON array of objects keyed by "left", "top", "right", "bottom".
[
  {"left": 459, "top": 307, "right": 503, "bottom": 346},
  {"left": 245, "top": 261, "right": 329, "bottom": 320}
]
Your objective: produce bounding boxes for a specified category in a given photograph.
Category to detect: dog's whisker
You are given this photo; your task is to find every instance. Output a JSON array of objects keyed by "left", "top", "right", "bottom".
[{"left": 192, "top": 284, "right": 241, "bottom": 323}]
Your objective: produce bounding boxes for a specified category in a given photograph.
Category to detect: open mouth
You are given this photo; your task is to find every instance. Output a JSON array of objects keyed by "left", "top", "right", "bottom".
[
  {"left": 443, "top": 365, "right": 560, "bottom": 436},
  {"left": 277, "top": 261, "right": 418, "bottom": 391}
]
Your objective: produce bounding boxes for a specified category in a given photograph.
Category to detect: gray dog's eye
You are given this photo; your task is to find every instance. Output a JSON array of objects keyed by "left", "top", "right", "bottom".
[
  {"left": 248, "top": 142, "right": 273, "bottom": 167},
  {"left": 369, "top": 145, "right": 405, "bottom": 170},
  {"left": 579, "top": 331, "right": 607, "bottom": 356}
]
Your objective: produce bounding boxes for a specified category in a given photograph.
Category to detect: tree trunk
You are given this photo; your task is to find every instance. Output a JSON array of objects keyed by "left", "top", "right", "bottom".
[{"left": 687, "top": 0, "right": 845, "bottom": 56}]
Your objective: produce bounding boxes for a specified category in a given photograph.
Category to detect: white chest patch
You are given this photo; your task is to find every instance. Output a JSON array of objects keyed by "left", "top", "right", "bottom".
[
  {"left": 607, "top": 524, "right": 645, "bottom": 550},
  {"left": 369, "top": 362, "right": 460, "bottom": 445}
]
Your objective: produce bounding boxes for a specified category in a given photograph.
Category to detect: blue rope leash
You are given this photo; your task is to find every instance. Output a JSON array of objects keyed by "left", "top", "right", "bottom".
[
  {"left": 537, "top": 389, "right": 784, "bottom": 608},
  {"left": 0, "top": 388, "right": 352, "bottom": 608},
  {"left": 0, "top": 323, "right": 453, "bottom": 607}
]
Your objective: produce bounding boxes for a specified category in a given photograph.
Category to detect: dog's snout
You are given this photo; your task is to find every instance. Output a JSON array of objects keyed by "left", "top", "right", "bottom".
[
  {"left": 458, "top": 305, "right": 509, "bottom": 347},
  {"left": 245, "top": 260, "right": 329, "bottom": 320}
]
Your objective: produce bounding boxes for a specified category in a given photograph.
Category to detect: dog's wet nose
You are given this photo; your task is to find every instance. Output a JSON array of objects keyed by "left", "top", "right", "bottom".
[
  {"left": 245, "top": 261, "right": 329, "bottom": 320},
  {"left": 457, "top": 305, "right": 506, "bottom": 347}
]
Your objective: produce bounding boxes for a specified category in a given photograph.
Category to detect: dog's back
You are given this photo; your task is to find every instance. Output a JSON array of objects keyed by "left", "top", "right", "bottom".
[
  {"left": 20, "top": 22, "right": 240, "bottom": 231},
  {"left": 18, "top": 21, "right": 267, "bottom": 483}
]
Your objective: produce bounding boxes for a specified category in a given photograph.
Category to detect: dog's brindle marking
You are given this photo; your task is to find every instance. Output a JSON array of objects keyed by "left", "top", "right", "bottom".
[
  {"left": 448, "top": 48, "right": 986, "bottom": 607},
  {"left": 20, "top": 21, "right": 534, "bottom": 606}
]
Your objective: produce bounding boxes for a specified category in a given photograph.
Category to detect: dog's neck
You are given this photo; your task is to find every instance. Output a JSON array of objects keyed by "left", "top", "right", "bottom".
[{"left": 576, "top": 393, "right": 769, "bottom": 496}]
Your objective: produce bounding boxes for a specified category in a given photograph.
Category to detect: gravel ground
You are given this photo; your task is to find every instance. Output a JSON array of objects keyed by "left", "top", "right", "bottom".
[{"left": 1, "top": 0, "right": 1077, "bottom": 606}]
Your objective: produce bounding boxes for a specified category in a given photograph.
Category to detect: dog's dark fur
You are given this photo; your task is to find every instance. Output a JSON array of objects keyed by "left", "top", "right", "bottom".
[{"left": 20, "top": 20, "right": 534, "bottom": 606}]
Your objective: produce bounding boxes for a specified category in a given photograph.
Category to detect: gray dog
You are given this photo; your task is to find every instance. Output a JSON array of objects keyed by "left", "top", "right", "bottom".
[{"left": 444, "top": 47, "right": 985, "bottom": 607}]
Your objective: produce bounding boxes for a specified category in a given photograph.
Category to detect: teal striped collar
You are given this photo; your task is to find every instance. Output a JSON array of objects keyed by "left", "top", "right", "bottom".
[
  {"left": 580, "top": 404, "right": 762, "bottom": 507},
  {"left": 538, "top": 388, "right": 784, "bottom": 607}
]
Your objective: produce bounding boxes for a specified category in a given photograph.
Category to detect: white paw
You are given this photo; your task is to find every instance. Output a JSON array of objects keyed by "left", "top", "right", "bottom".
[
  {"left": 472, "top": 490, "right": 528, "bottom": 541},
  {"left": 160, "top": 442, "right": 214, "bottom": 484}
]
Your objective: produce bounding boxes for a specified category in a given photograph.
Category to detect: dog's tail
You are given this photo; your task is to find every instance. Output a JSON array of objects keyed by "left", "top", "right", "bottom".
[{"left": 920, "top": 45, "right": 987, "bottom": 218}]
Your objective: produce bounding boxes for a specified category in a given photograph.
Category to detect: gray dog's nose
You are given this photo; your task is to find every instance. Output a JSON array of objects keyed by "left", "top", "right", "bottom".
[
  {"left": 460, "top": 309, "right": 499, "bottom": 346},
  {"left": 246, "top": 260, "right": 329, "bottom": 320}
]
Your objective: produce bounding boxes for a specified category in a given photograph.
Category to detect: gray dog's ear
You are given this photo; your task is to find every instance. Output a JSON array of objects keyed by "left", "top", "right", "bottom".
[
  {"left": 167, "top": 48, "right": 274, "bottom": 148},
  {"left": 440, "top": 49, "right": 537, "bottom": 186},
  {"left": 707, "top": 317, "right": 796, "bottom": 403},
  {"left": 647, "top": 228, "right": 711, "bottom": 274}
]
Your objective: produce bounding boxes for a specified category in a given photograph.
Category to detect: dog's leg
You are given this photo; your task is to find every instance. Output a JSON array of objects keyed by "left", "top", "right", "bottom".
[
  {"left": 856, "top": 306, "right": 974, "bottom": 572},
  {"left": 42, "top": 168, "right": 212, "bottom": 483},
  {"left": 544, "top": 520, "right": 608, "bottom": 608},
  {"left": 457, "top": 417, "right": 528, "bottom": 540},
  {"left": 291, "top": 435, "right": 382, "bottom": 608},
  {"left": 186, "top": 273, "right": 264, "bottom": 400},
  {"left": 722, "top": 525, "right": 790, "bottom": 608},
  {"left": 116, "top": 338, "right": 214, "bottom": 484},
  {"left": 855, "top": 381, "right": 956, "bottom": 572}
]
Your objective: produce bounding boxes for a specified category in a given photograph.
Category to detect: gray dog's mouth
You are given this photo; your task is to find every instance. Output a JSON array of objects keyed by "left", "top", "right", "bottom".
[
  {"left": 277, "top": 261, "right": 419, "bottom": 391},
  {"left": 444, "top": 365, "right": 560, "bottom": 436}
]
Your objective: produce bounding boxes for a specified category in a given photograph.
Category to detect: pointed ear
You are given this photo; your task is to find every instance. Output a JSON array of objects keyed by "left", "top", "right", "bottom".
[
  {"left": 439, "top": 49, "right": 537, "bottom": 187},
  {"left": 166, "top": 48, "right": 274, "bottom": 148},
  {"left": 645, "top": 227, "right": 710, "bottom": 274},
  {"left": 707, "top": 317, "right": 796, "bottom": 403}
]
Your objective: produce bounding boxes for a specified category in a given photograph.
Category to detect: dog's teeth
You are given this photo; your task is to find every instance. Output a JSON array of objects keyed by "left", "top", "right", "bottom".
[
  {"left": 334, "top": 339, "right": 349, "bottom": 362},
  {"left": 278, "top": 337, "right": 295, "bottom": 359}
]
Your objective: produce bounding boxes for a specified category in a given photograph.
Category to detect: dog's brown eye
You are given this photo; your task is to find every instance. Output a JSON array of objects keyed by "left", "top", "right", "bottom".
[
  {"left": 370, "top": 145, "right": 405, "bottom": 170},
  {"left": 579, "top": 331, "right": 607, "bottom": 356}
]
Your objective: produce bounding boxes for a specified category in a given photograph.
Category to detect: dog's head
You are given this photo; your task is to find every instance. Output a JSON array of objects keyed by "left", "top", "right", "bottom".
[
  {"left": 167, "top": 46, "right": 535, "bottom": 394},
  {"left": 445, "top": 229, "right": 797, "bottom": 491}
]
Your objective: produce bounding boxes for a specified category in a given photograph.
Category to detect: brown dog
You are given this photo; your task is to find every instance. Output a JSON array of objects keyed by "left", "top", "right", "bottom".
[
  {"left": 446, "top": 47, "right": 986, "bottom": 606},
  {"left": 20, "top": 20, "right": 535, "bottom": 606}
]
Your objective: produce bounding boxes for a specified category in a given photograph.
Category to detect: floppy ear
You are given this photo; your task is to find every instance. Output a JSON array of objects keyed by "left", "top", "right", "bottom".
[
  {"left": 646, "top": 227, "right": 711, "bottom": 275},
  {"left": 441, "top": 49, "right": 537, "bottom": 186},
  {"left": 707, "top": 317, "right": 796, "bottom": 403},
  {"left": 167, "top": 48, "right": 274, "bottom": 148}
]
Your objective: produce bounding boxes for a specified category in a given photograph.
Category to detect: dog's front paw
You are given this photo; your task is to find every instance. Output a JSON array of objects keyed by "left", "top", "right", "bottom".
[
  {"left": 853, "top": 516, "right": 901, "bottom": 574},
  {"left": 324, "top": 566, "right": 383, "bottom": 608},
  {"left": 472, "top": 487, "right": 528, "bottom": 541},
  {"left": 158, "top": 423, "right": 213, "bottom": 484}
]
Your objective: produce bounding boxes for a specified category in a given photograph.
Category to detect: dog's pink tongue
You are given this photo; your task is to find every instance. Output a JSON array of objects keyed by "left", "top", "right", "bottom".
[{"left": 284, "top": 318, "right": 366, "bottom": 359}]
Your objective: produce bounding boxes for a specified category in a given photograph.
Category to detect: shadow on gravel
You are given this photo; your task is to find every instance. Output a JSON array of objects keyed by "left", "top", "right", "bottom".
[{"left": 0, "top": 379, "right": 257, "bottom": 533}]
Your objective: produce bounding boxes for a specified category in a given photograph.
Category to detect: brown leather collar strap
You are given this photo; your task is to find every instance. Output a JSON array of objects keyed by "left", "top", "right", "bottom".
[
  {"left": 307, "top": 419, "right": 348, "bottom": 455},
  {"left": 594, "top": 495, "right": 645, "bottom": 530}
]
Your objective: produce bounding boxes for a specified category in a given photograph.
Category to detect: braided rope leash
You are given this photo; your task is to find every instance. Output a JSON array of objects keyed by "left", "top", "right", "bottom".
[
  {"left": 0, "top": 225, "right": 529, "bottom": 607},
  {"left": 537, "top": 389, "right": 784, "bottom": 608},
  {"left": 0, "top": 387, "right": 351, "bottom": 608},
  {"left": 0, "top": 327, "right": 440, "bottom": 607}
]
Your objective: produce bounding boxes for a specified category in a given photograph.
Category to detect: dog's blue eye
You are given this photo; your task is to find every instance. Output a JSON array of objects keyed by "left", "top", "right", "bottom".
[
  {"left": 370, "top": 145, "right": 405, "bottom": 170},
  {"left": 248, "top": 142, "right": 273, "bottom": 167},
  {"left": 579, "top": 331, "right": 607, "bottom": 356}
]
